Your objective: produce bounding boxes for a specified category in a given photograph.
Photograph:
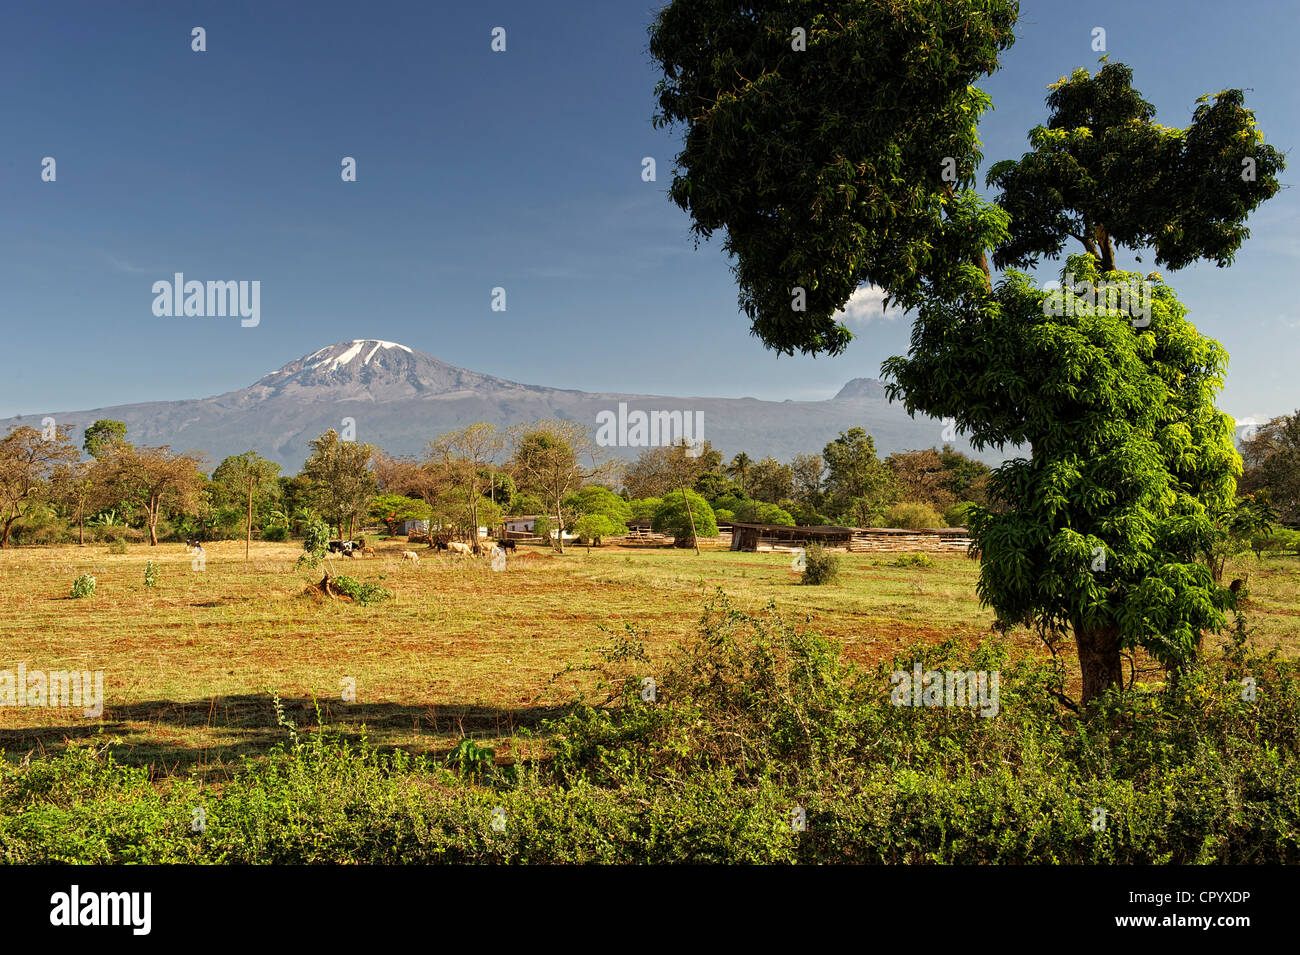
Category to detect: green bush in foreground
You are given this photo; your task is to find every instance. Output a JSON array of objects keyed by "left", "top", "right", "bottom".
[
  {"left": 329, "top": 574, "right": 392, "bottom": 606},
  {"left": 1, "top": 594, "right": 1296, "bottom": 864},
  {"left": 69, "top": 574, "right": 96, "bottom": 598},
  {"left": 800, "top": 543, "right": 839, "bottom": 585}
]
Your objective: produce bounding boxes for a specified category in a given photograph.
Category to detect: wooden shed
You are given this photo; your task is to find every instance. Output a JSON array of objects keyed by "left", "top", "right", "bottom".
[{"left": 728, "top": 522, "right": 856, "bottom": 552}]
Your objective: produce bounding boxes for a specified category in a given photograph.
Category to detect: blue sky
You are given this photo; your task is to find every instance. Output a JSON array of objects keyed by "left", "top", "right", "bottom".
[{"left": 1, "top": 0, "right": 1297, "bottom": 428}]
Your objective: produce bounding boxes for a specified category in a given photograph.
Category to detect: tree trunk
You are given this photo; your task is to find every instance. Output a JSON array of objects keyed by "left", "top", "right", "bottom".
[
  {"left": 679, "top": 481, "right": 700, "bottom": 556},
  {"left": 1076, "top": 621, "right": 1123, "bottom": 704},
  {"left": 245, "top": 479, "right": 253, "bottom": 561},
  {"left": 554, "top": 492, "right": 564, "bottom": 553},
  {"left": 1095, "top": 225, "right": 1116, "bottom": 273}
]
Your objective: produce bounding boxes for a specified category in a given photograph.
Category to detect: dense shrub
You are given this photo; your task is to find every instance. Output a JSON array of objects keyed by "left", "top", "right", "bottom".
[
  {"left": 69, "top": 574, "right": 96, "bottom": 598},
  {"left": 942, "top": 501, "right": 978, "bottom": 528},
  {"left": 652, "top": 490, "right": 718, "bottom": 546},
  {"left": 889, "top": 553, "right": 934, "bottom": 569},
  {"left": 329, "top": 575, "right": 392, "bottom": 606},
  {"left": 261, "top": 524, "right": 290, "bottom": 542},
  {"left": 881, "top": 502, "right": 944, "bottom": 529},
  {"left": 11, "top": 515, "right": 69, "bottom": 545},
  {"left": 800, "top": 542, "right": 840, "bottom": 585}
]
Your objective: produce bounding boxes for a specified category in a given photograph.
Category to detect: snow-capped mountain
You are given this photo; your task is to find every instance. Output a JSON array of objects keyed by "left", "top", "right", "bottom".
[{"left": 1, "top": 340, "right": 991, "bottom": 470}]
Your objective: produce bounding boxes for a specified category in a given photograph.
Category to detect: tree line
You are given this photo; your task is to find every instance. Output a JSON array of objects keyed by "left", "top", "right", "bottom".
[{"left": 1, "top": 414, "right": 1001, "bottom": 553}]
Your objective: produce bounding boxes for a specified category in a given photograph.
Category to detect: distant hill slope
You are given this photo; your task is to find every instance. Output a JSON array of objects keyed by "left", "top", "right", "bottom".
[{"left": 2, "top": 340, "right": 1003, "bottom": 470}]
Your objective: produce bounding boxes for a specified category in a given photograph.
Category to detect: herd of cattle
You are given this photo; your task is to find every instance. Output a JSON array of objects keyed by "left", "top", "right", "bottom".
[{"left": 184, "top": 535, "right": 516, "bottom": 565}]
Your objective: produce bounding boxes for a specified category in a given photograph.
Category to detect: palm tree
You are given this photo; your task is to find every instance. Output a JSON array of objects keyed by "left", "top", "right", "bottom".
[{"left": 726, "top": 453, "right": 752, "bottom": 495}]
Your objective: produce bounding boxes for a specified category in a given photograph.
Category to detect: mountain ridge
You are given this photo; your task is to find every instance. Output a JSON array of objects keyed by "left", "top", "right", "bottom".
[{"left": 2, "top": 340, "right": 996, "bottom": 470}]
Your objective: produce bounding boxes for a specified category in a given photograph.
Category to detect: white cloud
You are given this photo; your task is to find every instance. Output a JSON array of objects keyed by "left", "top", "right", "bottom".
[{"left": 835, "top": 285, "right": 905, "bottom": 324}]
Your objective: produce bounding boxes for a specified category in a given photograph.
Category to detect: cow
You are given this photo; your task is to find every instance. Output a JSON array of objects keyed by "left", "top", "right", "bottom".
[
  {"left": 447, "top": 541, "right": 474, "bottom": 556},
  {"left": 328, "top": 540, "right": 357, "bottom": 556},
  {"left": 184, "top": 538, "right": 203, "bottom": 551},
  {"left": 495, "top": 538, "right": 517, "bottom": 552},
  {"left": 401, "top": 550, "right": 420, "bottom": 564},
  {"left": 432, "top": 540, "right": 449, "bottom": 552}
]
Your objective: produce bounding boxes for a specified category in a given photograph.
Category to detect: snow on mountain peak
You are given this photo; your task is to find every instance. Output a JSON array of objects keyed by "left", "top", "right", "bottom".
[{"left": 306, "top": 340, "right": 414, "bottom": 373}]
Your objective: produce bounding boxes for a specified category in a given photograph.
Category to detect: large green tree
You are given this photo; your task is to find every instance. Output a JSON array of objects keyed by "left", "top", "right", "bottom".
[
  {"left": 301, "top": 430, "right": 378, "bottom": 540},
  {"left": 650, "top": 3, "right": 1283, "bottom": 702},
  {"left": 821, "top": 428, "right": 898, "bottom": 526},
  {"left": 886, "top": 256, "right": 1239, "bottom": 701}
]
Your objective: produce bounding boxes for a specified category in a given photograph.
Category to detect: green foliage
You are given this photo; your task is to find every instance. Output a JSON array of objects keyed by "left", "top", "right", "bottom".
[
  {"left": 626, "top": 498, "right": 661, "bottom": 523},
  {"left": 509, "top": 493, "right": 545, "bottom": 517},
  {"left": 143, "top": 561, "right": 158, "bottom": 588},
  {"left": 329, "top": 575, "right": 392, "bottom": 606},
  {"left": 730, "top": 500, "right": 796, "bottom": 526},
  {"left": 785, "top": 501, "right": 830, "bottom": 527},
  {"left": 564, "top": 486, "right": 632, "bottom": 525},
  {"left": 649, "top": 0, "right": 1018, "bottom": 354},
  {"left": 105, "top": 539, "right": 128, "bottom": 554},
  {"left": 652, "top": 490, "right": 718, "bottom": 545},
  {"left": 822, "top": 429, "right": 899, "bottom": 525},
  {"left": 370, "top": 493, "right": 428, "bottom": 529},
  {"left": 82, "top": 419, "right": 127, "bottom": 458},
  {"left": 987, "top": 64, "right": 1285, "bottom": 273},
  {"left": 889, "top": 553, "right": 935, "bottom": 569},
  {"left": 1240, "top": 412, "right": 1300, "bottom": 524},
  {"left": 1205, "top": 496, "right": 1276, "bottom": 580},
  {"left": 69, "top": 574, "right": 96, "bottom": 599},
  {"left": 799, "top": 543, "right": 839, "bottom": 586},
  {"left": 573, "top": 513, "right": 623, "bottom": 546},
  {"left": 301, "top": 430, "right": 378, "bottom": 536},
  {"left": 445, "top": 738, "right": 496, "bottom": 781},
  {"left": 296, "top": 518, "right": 332, "bottom": 571},
  {"left": 943, "top": 501, "right": 979, "bottom": 528},
  {"left": 261, "top": 525, "right": 289, "bottom": 543},
  {"left": 532, "top": 516, "right": 555, "bottom": 550},
  {"left": 885, "top": 257, "right": 1238, "bottom": 683},
  {"left": 692, "top": 471, "right": 739, "bottom": 504},
  {"left": 882, "top": 502, "right": 944, "bottom": 529}
]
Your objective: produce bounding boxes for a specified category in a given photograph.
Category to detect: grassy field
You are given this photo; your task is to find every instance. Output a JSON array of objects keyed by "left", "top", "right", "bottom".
[{"left": 1, "top": 539, "right": 1297, "bottom": 780}]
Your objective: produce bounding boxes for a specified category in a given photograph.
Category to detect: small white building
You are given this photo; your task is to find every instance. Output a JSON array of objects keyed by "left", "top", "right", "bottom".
[{"left": 503, "top": 515, "right": 539, "bottom": 534}]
